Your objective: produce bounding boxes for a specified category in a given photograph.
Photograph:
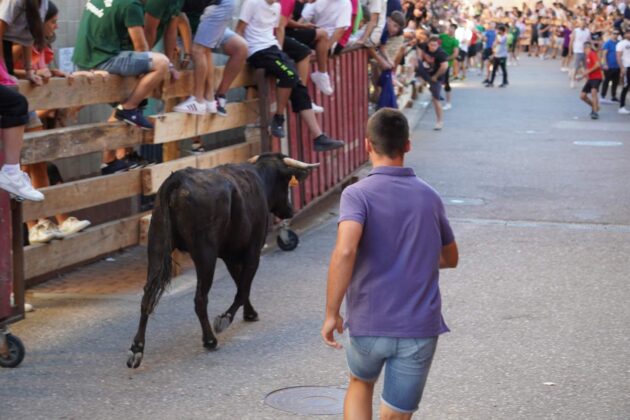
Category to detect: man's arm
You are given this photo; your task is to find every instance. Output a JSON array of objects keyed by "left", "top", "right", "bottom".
[
  {"left": 321, "top": 220, "right": 363, "bottom": 349},
  {"left": 235, "top": 20, "right": 247, "bottom": 37},
  {"left": 177, "top": 14, "right": 193, "bottom": 66},
  {"left": 144, "top": 12, "right": 161, "bottom": 49},
  {"left": 128, "top": 26, "right": 150, "bottom": 52},
  {"left": 617, "top": 50, "right": 624, "bottom": 72},
  {"left": 439, "top": 241, "right": 459, "bottom": 268},
  {"left": 431, "top": 61, "right": 449, "bottom": 81},
  {"left": 360, "top": 12, "right": 380, "bottom": 44},
  {"left": 329, "top": 27, "right": 346, "bottom": 50},
  {"left": 449, "top": 46, "right": 460, "bottom": 62},
  {"left": 277, "top": 16, "right": 287, "bottom": 47}
]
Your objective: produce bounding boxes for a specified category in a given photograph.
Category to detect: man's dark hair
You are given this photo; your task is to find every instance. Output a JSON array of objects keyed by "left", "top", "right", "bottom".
[
  {"left": 428, "top": 34, "right": 440, "bottom": 43},
  {"left": 367, "top": 108, "right": 409, "bottom": 158}
]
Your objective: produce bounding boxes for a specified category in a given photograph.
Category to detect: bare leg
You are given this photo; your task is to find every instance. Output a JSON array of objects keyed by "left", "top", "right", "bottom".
[
  {"left": 1, "top": 125, "right": 24, "bottom": 165},
  {"left": 216, "top": 35, "right": 248, "bottom": 96},
  {"left": 380, "top": 404, "right": 413, "bottom": 420},
  {"left": 433, "top": 97, "right": 443, "bottom": 124},
  {"left": 204, "top": 50, "right": 215, "bottom": 101},
  {"left": 591, "top": 89, "right": 599, "bottom": 112},
  {"left": 315, "top": 29, "right": 329, "bottom": 73},
  {"left": 192, "top": 44, "right": 208, "bottom": 102},
  {"left": 580, "top": 93, "right": 593, "bottom": 107},
  {"left": 276, "top": 87, "right": 291, "bottom": 115},
  {"left": 344, "top": 375, "right": 375, "bottom": 420},
  {"left": 297, "top": 56, "right": 310, "bottom": 86},
  {"left": 121, "top": 53, "right": 169, "bottom": 109},
  {"left": 299, "top": 109, "right": 323, "bottom": 138}
]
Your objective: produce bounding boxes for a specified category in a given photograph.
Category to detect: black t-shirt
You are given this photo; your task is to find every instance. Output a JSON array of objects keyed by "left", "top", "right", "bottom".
[
  {"left": 418, "top": 43, "right": 448, "bottom": 76},
  {"left": 182, "top": 0, "right": 221, "bottom": 14}
]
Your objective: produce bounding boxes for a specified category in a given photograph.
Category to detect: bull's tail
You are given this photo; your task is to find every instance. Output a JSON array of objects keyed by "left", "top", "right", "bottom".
[{"left": 142, "top": 173, "right": 181, "bottom": 315}]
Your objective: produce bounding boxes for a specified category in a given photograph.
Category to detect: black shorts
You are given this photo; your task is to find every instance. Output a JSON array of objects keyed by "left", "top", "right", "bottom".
[
  {"left": 530, "top": 36, "right": 539, "bottom": 46},
  {"left": 247, "top": 46, "right": 311, "bottom": 113},
  {"left": 467, "top": 44, "right": 477, "bottom": 57},
  {"left": 582, "top": 79, "right": 602, "bottom": 94},
  {"left": 285, "top": 28, "right": 317, "bottom": 49},
  {"left": 482, "top": 47, "right": 493, "bottom": 61},
  {"left": 457, "top": 50, "right": 466, "bottom": 62},
  {"left": 561, "top": 46, "right": 569, "bottom": 57},
  {"left": 0, "top": 85, "right": 29, "bottom": 129},
  {"left": 283, "top": 36, "right": 312, "bottom": 63}
]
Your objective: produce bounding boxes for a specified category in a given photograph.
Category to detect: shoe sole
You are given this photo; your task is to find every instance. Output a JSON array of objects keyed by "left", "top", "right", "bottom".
[
  {"left": 118, "top": 117, "right": 153, "bottom": 131},
  {"left": 174, "top": 108, "right": 207, "bottom": 115},
  {"left": 314, "top": 145, "right": 344, "bottom": 152}
]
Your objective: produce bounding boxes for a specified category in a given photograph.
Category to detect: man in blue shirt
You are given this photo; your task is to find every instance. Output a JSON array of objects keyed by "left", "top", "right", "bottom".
[
  {"left": 321, "top": 108, "right": 459, "bottom": 419},
  {"left": 481, "top": 22, "right": 497, "bottom": 84},
  {"left": 600, "top": 29, "right": 621, "bottom": 103}
]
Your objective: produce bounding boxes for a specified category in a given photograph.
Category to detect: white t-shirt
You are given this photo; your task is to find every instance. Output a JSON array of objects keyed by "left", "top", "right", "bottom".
[
  {"left": 0, "top": 0, "right": 48, "bottom": 45},
  {"left": 239, "top": 0, "right": 281, "bottom": 56},
  {"left": 361, "top": 0, "right": 387, "bottom": 32},
  {"left": 616, "top": 39, "right": 630, "bottom": 68},
  {"left": 302, "top": 0, "right": 352, "bottom": 38},
  {"left": 572, "top": 28, "right": 591, "bottom": 54},
  {"left": 455, "top": 27, "right": 471, "bottom": 52}
]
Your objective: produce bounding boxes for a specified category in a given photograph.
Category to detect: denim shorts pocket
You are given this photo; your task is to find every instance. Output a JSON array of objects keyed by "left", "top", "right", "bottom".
[
  {"left": 350, "top": 336, "right": 378, "bottom": 356},
  {"left": 412, "top": 337, "right": 438, "bottom": 362}
]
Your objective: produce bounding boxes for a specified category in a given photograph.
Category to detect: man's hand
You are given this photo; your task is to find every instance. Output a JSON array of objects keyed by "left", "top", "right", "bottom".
[
  {"left": 25, "top": 70, "right": 43, "bottom": 86},
  {"left": 321, "top": 314, "right": 345, "bottom": 349}
]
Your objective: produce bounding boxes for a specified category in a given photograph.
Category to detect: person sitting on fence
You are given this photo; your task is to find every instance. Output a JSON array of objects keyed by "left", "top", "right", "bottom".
[
  {"left": 12, "top": 1, "right": 90, "bottom": 243},
  {"left": 281, "top": 0, "right": 334, "bottom": 96},
  {"left": 72, "top": 0, "right": 170, "bottom": 131},
  {"left": 0, "top": 86, "right": 44, "bottom": 201},
  {"left": 300, "top": 0, "right": 353, "bottom": 58},
  {"left": 237, "top": 0, "right": 345, "bottom": 152},
  {"left": 174, "top": 0, "right": 246, "bottom": 117},
  {"left": 356, "top": 0, "right": 387, "bottom": 48}
]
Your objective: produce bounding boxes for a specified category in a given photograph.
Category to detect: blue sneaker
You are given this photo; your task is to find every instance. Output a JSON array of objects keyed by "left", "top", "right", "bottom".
[{"left": 115, "top": 106, "right": 154, "bottom": 130}]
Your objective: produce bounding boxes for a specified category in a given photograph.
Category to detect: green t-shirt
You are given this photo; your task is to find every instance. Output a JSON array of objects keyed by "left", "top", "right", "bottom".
[
  {"left": 439, "top": 33, "right": 459, "bottom": 67},
  {"left": 72, "top": 0, "right": 145, "bottom": 69},
  {"left": 145, "top": 0, "right": 184, "bottom": 42}
]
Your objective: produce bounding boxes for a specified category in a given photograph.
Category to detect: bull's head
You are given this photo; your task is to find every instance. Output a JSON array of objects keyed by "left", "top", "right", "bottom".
[{"left": 248, "top": 153, "right": 319, "bottom": 219}]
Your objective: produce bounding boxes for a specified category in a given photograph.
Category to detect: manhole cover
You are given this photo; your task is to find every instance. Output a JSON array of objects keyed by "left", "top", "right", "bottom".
[
  {"left": 264, "top": 386, "right": 346, "bottom": 415},
  {"left": 444, "top": 197, "right": 486, "bottom": 206},
  {"left": 573, "top": 141, "right": 623, "bottom": 147}
]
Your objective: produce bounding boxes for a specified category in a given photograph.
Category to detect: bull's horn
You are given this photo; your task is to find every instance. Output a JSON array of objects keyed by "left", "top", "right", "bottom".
[
  {"left": 283, "top": 157, "right": 320, "bottom": 169},
  {"left": 248, "top": 155, "right": 260, "bottom": 164}
]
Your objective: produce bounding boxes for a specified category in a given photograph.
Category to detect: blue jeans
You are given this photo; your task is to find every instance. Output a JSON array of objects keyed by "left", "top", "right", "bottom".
[
  {"left": 95, "top": 51, "right": 153, "bottom": 77},
  {"left": 346, "top": 336, "right": 438, "bottom": 413}
]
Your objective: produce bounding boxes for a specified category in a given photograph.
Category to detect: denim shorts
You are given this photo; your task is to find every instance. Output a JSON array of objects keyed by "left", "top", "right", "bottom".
[
  {"left": 194, "top": 0, "right": 234, "bottom": 49},
  {"left": 346, "top": 336, "right": 438, "bottom": 413},
  {"left": 95, "top": 51, "right": 152, "bottom": 77}
]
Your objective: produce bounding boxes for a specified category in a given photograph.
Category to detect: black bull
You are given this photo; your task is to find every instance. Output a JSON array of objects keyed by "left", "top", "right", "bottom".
[{"left": 127, "top": 153, "right": 318, "bottom": 368}]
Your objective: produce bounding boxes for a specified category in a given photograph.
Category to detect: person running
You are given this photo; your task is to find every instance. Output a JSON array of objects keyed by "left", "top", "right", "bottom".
[
  {"left": 321, "top": 108, "right": 458, "bottom": 420},
  {"left": 438, "top": 23, "right": 459, "bottom": 110},
  {"left": 529, "top": 16, "right": 540, "bottom": 57},
  {"left": 570, "top": 18, "right": 591, "bottom": 89},
  {"left": 600, "top": 29, "right": 621, "bottom": 104},
  {"left": 616, "top": 29, "right": 630, "bottom": 114},
  {"left": 415, "top": 35, "right": 449, "bottom": 130},
  {"left": 560, "top": 22, "right": 572, "bottom": 72},
  {"left": 486, "top": 25, "right": 508, "bottom": 88},
  {"left": 577, "top": 41, "right": 603, "bottom": 119}
]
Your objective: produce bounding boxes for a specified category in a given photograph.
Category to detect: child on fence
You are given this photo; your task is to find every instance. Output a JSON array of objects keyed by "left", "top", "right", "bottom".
[
  {"left": 174, "top": 0, "right": 238, "bottom": 115},
  {"left": 237, "top": 0, "right": 344, "bottom": 152},
  {"left": 12, "top": 1, "right": 91, "bottom": 243}
]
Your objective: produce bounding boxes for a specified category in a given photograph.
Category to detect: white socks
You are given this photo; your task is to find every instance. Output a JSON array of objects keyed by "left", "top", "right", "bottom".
[{"left": 1, "top": 164, "right": 20, "bottom": 175}]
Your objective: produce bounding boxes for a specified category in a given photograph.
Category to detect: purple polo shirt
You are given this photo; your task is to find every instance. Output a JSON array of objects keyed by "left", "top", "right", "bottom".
[{"left": 338, "top": 166, "right": 454, "bottom": 338}]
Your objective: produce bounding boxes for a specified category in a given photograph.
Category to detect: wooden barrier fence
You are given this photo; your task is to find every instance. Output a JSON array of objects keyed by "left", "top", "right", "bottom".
[{"left": 0, "top": 47, "right": 370, "bottom": 290}]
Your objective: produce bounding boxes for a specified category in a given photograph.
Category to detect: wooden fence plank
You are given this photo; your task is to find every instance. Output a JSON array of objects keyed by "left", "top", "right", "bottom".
[
  {"left": 22, "top": 122, "right": 143, "bottom": 164},
  {"left": 161, "top": 67, "right": 255, "bottom": 99},
  {"left": 24, "top": 213, "right": 145, "bottom": 279},
  {"left": 196, "top": 141, "right": 260, "bottom": 169},
  {"left": 141, "top": 155, "right": 197, "bottom": 195},
  {"left": 22, "top": 171, "right": 142, "bottom": 221},
  {"left": 145, "top": 100, "right": 259, "bottom": 145}
]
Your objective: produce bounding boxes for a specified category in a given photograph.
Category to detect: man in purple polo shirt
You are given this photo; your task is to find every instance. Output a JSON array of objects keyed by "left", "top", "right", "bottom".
[{"left": 321, "top": 108, "right": 459, "bottom": 419}]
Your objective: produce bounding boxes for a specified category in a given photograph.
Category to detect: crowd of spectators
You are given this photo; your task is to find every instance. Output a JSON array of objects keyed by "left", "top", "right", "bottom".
[{"left": 1, "top": 0, "right": 630, "bottom": 241}]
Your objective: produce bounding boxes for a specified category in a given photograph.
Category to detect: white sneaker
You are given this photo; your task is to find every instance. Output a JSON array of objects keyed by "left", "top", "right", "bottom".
[
  {"left": 570, "top": 80, "right": 575, "bottom": 89},
  {"left": 311, "top": 72, "right": 334, "bottom": 96},
  {"left": 174, "top": 96, "right": 207, "bottom": 115},
  {"left": 600, "top": 97, "right": 613, "bottom": 104},
  {"left": 311, "top": 102, "right": 324, "bottom": 114},
  {"left": 434, "top": 121, "right": 443, "bottom": 130},
  {"left": 205, "top": 99, "right": 217, "bottom": 114},
  {"left": 58, "top": 217, "right": 91, "bottom": 236},
  {"left": 618, "top": 107, "right": 630, "bottom": 114},
  {"left": 442, "top": 103, "right": 452, "bottom": 111},
  {"left": 0, "top": 170, "right": 44, "bottom": 201},
  {"left": 24, "top": 302, "right": 34, "bottom": 312},
  {"left": 29, "top": 219, "right": 62, "bottom": 244}
]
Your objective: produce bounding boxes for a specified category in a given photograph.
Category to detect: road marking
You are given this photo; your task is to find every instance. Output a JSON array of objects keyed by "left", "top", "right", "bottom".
[
  {"left": 555, "top": 121, "right": 630, "bottom": 132},
  {"left": 573, "top": 140, "right": 623, "bottom": 147},
  {"left": 451, "top": 218, "right": 630, "bottom": 233}
]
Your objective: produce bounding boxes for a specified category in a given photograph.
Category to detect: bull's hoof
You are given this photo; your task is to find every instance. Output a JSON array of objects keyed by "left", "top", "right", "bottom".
[
  {"left": 244, "top": 312, "right": 259, "bottom": 322},
  {"left": 213, "top": 314, "right": 232, "bottom": 334},
  {"left": 127, "top": 350, "right": 144, "bottom": 369},
  {"left": 203, "top": 338, "right": 218, "bottom": 350}
]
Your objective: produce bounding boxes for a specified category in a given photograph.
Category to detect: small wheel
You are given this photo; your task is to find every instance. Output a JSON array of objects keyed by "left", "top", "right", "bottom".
[
  {"left": 277, "top": 229, "right": 299, "bottom": 251},
  {"left": 0, "top": 334, "right": 25, "bottom": 368}
]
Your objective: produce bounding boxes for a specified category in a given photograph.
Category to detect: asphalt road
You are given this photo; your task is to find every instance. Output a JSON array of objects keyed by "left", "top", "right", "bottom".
[{"left": 3, "top": 57, "right": 629, "bottom": 419}]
